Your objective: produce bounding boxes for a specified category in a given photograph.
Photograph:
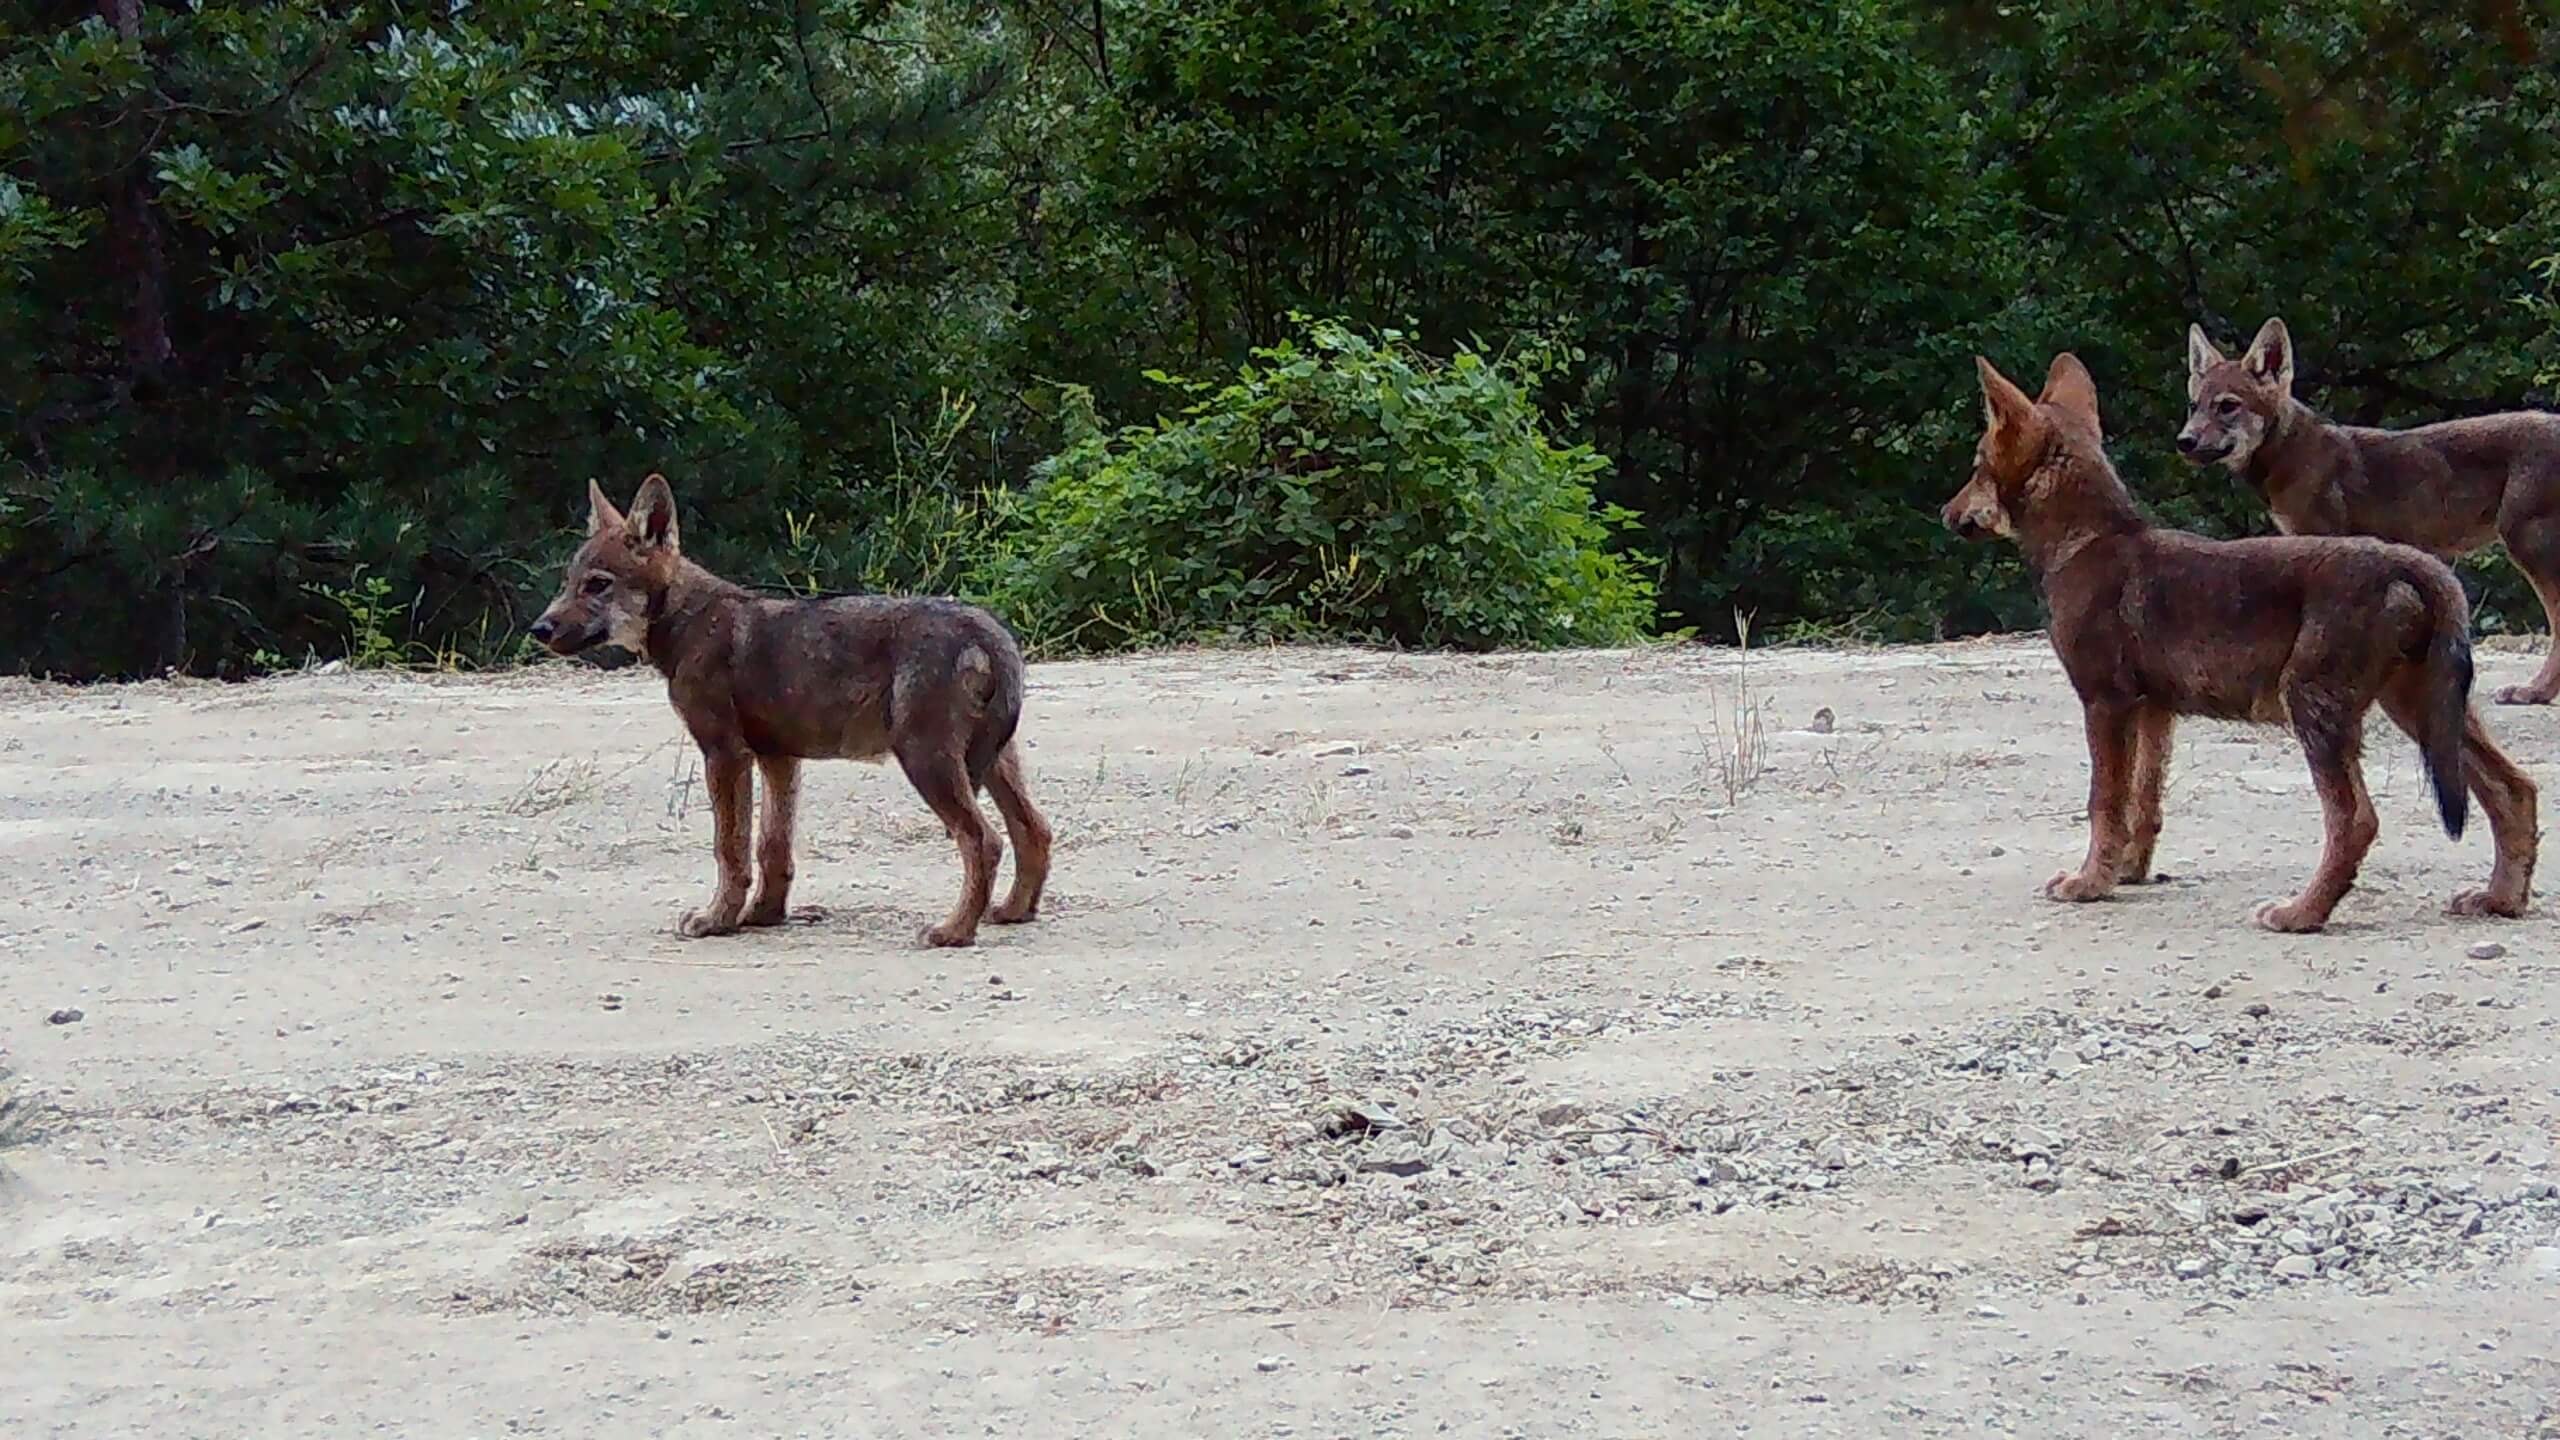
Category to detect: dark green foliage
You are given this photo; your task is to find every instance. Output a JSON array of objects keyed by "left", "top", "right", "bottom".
[
  {"left": 975, "top": 319, "right": 1655, "bottom": 653},
  {"left": 4, "top": 1, "right": 2556, "bottom": 675}
]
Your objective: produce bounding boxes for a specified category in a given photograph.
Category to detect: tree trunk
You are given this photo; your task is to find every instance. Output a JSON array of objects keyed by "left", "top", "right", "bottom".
[{"left": 101, "top": 0, "right": 175, "bottom": 390}]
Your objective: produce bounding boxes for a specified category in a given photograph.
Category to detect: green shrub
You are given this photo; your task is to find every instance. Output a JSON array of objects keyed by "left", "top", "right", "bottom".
[{"left": 974, "top": 318, "right": 1656, "bottom": 654}]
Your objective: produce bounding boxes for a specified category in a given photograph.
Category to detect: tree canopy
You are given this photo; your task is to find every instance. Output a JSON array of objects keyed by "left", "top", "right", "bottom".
[{"left": 4, "top": 1, "right": 2554, "bottom": 675}]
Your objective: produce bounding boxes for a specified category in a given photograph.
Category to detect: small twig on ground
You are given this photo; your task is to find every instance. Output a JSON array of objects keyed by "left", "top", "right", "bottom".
[{"left": 2240, "top": 1140, "right": 2365, "bottom": 1178}]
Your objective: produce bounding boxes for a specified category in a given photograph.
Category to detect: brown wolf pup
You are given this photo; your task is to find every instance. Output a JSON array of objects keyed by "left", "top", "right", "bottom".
[
  {"left": 1945, "top": 352, "right": 2535, "bottom": 933},
  {"left": 2180, "top": 317, "right": 2560, "bottom": 706},
  {"left": 530, "top": 474, "right": 1052, "bottom": 948}
]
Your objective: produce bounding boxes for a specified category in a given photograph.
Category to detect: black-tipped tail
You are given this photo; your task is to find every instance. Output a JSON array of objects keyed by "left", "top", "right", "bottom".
[{"left": 2419, "top": 598, "right": 2473, "bottom": 841}]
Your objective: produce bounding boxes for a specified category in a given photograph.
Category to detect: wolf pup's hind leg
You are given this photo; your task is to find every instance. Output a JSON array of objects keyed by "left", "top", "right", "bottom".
[{"left": 984, "top": 742, "right": 1051, "bottom": 924}]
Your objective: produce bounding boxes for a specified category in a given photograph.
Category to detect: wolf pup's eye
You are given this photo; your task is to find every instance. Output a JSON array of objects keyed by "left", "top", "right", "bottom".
[
  {"left": 582, "top": 574, "right": 613, "bottom": 596},
  {"left": 2216, "top": 397, "right": 2241, "bottom": 415}
]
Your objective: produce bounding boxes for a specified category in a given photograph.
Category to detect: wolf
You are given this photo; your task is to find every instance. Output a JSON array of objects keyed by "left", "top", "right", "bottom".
[
  {"left": 530, "top": 474, "right": 1052, "bottom": 948},
  {"left": 2180, "top": 317, "right": 2560, "bottom": 705},
  {"left": 1945, "top": 351, "right": 2535, "bottom": 932}
]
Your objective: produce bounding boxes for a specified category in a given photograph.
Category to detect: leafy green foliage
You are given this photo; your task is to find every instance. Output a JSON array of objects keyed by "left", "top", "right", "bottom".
[
  {"left": 3, "top": 2, "right": 2555, "bottom": 675},
  {"left": 975, "top": 319, "right": 1655, "bottom": 653}
]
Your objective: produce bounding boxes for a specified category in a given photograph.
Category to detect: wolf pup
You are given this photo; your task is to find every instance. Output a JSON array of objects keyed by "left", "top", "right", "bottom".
[
  {"left": 1945, "top": 352, "right": 2535, "bottom": 933},
  {"left": 2181, "top": 317, "right": 2560, "bottom": 706},
  {"left": 530, "top": 474, "right": 1052, "bottom": 948}
]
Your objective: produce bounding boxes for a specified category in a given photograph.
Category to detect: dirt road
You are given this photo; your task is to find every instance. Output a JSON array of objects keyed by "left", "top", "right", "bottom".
[{"left": 4, "top": 640, "right": 2556, "bottom": 1437}]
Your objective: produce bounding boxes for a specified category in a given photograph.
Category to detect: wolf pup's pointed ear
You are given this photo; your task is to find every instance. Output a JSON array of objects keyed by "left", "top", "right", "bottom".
[
  {"left": 587, "top": 478, "right": 626, "bottom": 537},
  {"left": 627, "top": 473, "right": 679, "bottom": 553},
  {"left": 1976, "top": 355, "right": 2035, "bottom": 441},
  {"left": 2039, "top": 353, "right": 2101, "bottom": 436},
  {"left": 2186, "top": 323, "right": 2225, "bottom": 394},
  {"left": 2242, "top": 317, "right": 2294, "bottom": 394}
]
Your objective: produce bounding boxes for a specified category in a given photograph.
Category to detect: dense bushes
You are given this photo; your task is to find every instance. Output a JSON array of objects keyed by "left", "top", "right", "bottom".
[
  {"left": 4, "top": 3, "right": 2557, "bottom": 675},
  {"left": 975, "top": 321, "right": 1654, "bottom": 653}
]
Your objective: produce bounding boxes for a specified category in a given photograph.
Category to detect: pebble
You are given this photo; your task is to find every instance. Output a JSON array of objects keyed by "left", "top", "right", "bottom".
[
  {"left": 45, "top": 1008, "right": 83, "bottom": 1026},
  {"left": 1814, "top": 1138, "right": 1852, "bottom": 1171},
  {"left": 1256, "top": 1356, "right": 1287, "bottom": 1373},
  {"left": 1356, "top": 1147, "right": 1433, "bottom": 1178},
  {"left": 2271, "top": 1255, "right": 2317, "bottom": 1281},
  {"left": 2173, "top": 1257, "right": 2210, "bottom": 1279},
  {"left": 2467, "top": 942, "right": 2508, "bottom": 961}
]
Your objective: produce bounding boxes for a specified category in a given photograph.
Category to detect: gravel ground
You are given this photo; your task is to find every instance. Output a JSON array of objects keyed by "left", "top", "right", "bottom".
[{"left": 2, "top": 639, "right": 2557, "bottom": 1437}]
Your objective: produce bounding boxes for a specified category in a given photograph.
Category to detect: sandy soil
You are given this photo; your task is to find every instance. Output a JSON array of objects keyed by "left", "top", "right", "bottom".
[{"left": 3, "top": 639, "right": 2557, "bottom": 1438}]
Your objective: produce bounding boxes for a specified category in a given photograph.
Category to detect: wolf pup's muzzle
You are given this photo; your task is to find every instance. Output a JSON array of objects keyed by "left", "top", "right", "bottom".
[{"left": 529, "top": 616, "right": 605, "bottom": 656}]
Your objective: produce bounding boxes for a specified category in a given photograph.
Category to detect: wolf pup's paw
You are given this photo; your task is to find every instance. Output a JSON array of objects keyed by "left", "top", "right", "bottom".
[
  {"left": 920, "top": 921, "right": 977, "bottom": 949},
  {"left": 2042, "top": 868, "right": 2114, "bottom": 903},
  {"left": 678, "top": 907, "right": 743, "bottom": 939},
  {"left": 2253, "top": 898, "right": 2329, "bottom": 934},
  {"left": 2492, "top": 684, "right": 2553, "bottom": 706},
  {"left": 2445, "top": 887, "right": 2528, "bottom": 919}
]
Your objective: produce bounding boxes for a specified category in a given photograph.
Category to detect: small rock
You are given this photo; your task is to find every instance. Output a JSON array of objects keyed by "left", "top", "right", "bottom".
[
  {"left": 2271, "top": 1255, "right": 2317, "bottom": 1281},
  {"left": 2173, "top": 1257, "right": 2210, "bottom": 1279},
  {"left": 2203, "top": 984, "right": 2225, "bottom": 1000},
  {"left": 1256, "top": 1356, "right": 1287, "bottom": 1373},
  {"left": 230, "top": 917, "right": 269, "bottom": 934},
  {"left": 1970, "top": 1304, "right": 2006, "bottom": 1320},
  {"left": 2467, "top": 941, "right": 2509, "bottom": 961},
  {"left": 2279, "top": 1228, "right": 2316, "bottom": 1255},
  {"left": 1356, "top": 1147, "right": 1433, "bottom": 1179},
  {"left": 1318, "top": 1098, "right": 1406, "bottom": 1138},
  {"left": 1536, "top": 1101, "right": 1587, "bottom": 1130},
  {"left": 2244, "top": 1003, "right": 2270, "bottom": 1019},
  {"left": 1226, "top": 1146, "right": 1273, "bottom": 1169},
  {"left": 2011, "top": 1125, "right": 2059, "bottom": 1161},
  {"left": 1807, "top": 706, "right": 1836, "bottom": 735},
  {"left": 1814, "top": 1138, "right": 1852, "bottom": 1171},
  {"left": 1387, "top": 824, "right": 1416, "bottom": 840},
  {"left": 45, "top": 1007, "right": 83, "bottom": 1026}
]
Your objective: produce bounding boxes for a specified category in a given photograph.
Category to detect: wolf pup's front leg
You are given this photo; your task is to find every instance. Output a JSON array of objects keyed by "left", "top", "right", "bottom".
[
  {"left": 681, "top": 746, "right": 756, "bottom": 938},
  {"left": 2046, "top": 701, "right": 2134, "bottom": 903}
]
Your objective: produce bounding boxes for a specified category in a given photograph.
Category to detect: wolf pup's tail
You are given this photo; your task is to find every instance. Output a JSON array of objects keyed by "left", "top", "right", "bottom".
[
  {"left": 967, "top": 624, "right": 1026, "bottom": 790},
  {"left": 2407, "top": 565, "right": 2473, "bottom": 840}
]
